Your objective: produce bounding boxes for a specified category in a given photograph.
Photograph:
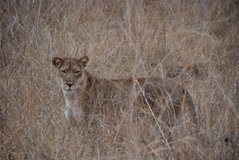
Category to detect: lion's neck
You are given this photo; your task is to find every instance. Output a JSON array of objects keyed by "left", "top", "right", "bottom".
[{"left": 63, "top": 90, "right": 80, "bottom": 111}]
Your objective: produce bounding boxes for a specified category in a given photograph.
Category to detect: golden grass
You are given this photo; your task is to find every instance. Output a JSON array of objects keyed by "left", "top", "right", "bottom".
[{"left": 1, "top": 0, "right": 239, "bottom": 159}]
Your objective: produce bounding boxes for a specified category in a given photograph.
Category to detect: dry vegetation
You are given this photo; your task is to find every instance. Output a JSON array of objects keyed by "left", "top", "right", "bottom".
[{"left": 1, "top": 0, "right": 239, "bottom": 159}]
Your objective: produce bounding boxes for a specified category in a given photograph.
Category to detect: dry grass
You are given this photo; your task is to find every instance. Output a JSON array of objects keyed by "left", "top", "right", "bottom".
[{"left": 1, "top": 0, "right": 239, "bottom": 159}]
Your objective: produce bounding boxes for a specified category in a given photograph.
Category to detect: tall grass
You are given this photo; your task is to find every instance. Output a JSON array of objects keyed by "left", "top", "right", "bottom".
[{"left": 1, "top": 0, "right": 238, "bottom": 159}]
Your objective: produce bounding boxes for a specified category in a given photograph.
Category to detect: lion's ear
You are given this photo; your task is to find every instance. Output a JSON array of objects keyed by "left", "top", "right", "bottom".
[
  {"left": 52, "top": 57, "right": 63, "bottom": 68},
  {"left": 79, "top": 56, "right": 89, "bottom": 68}
]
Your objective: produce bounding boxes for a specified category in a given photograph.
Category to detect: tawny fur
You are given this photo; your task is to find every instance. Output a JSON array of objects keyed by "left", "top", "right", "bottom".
[{"left": 52, "top": 56, "right": 198, "bottom": 127}]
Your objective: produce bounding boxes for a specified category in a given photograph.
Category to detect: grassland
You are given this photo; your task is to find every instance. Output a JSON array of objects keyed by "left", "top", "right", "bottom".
[{"left": 1, "top": 0, "right": 239, "bottom": 159}]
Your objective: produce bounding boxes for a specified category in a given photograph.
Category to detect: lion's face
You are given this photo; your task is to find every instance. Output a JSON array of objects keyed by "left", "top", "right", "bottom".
[{"left": 52, "top": 56, "right": 89, "bottom": 91}]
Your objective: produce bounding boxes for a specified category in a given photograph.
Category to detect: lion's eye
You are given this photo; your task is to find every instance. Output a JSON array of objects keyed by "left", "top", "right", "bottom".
[
  {"left": 75, "top": 71, "right": 81, "bottom": 74},
  {"left": 75, "top": 71, "right": 81, "bottom": 76},
  {"left": 61, "top": 70, "right": 66, "bottom": 74}
]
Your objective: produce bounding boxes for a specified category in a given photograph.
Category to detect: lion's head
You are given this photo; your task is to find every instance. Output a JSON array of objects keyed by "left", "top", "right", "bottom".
[{"left": 52, "top": 56, "right": 89, "bottom": 91}]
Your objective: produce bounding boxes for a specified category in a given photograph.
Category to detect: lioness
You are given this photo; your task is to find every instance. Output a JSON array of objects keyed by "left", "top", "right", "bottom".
[{"left": 52, "top": 56, "right": 198, "bottom": 128}]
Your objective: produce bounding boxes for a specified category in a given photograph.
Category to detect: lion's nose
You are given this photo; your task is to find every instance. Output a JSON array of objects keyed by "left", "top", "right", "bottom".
[{"left": 66, "top": 83, "right": 73, "bottom": 88}]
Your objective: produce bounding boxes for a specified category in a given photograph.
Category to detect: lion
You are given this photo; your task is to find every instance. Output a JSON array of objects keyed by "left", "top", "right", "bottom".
[{"left": 52, "top": 56, "right": 198, "bottom": 129}]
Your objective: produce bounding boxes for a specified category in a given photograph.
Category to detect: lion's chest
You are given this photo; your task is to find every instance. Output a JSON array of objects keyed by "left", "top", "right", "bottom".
[
  {"left": 65, "top": 97, "right": 78, "bottom": 109},
  {"left": 63, "top": 91, "right": 81, "bottom": 120}
]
